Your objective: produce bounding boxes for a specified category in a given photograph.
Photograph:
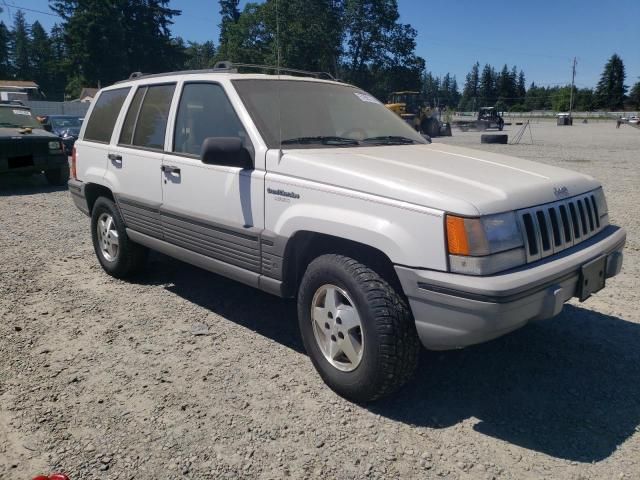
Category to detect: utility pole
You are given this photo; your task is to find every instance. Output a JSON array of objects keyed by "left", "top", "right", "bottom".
[{"left": 569, "top": 57, "right": 577, "bottom": 120}]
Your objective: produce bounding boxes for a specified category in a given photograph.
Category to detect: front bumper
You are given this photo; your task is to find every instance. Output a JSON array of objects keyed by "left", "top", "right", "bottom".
[{"left": 396, "top": 225, "right": 626, "bottom": 350}]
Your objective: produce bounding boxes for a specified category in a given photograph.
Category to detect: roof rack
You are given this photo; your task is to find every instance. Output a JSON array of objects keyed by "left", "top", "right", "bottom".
[{"left": 116, "top": 61, "right": 337, "bottom": 84}]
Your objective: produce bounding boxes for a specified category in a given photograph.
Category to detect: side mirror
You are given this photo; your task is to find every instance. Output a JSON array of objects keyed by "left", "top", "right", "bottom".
[{"left": 201, "top": 137, "right": 252, "bottom": 169}]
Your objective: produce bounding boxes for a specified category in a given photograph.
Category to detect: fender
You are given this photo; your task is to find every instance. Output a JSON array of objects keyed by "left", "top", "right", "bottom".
[{"left": 265, "top": 175, "right": 448, "bottom": 271}]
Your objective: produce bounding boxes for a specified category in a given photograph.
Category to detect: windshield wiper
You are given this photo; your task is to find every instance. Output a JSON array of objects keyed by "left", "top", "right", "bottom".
[
  {"left": 362, "top": 136, "right": 418, "bottom": 145},
  {"left": 281, "top": 136, "right": 360, "bottom": 146}
]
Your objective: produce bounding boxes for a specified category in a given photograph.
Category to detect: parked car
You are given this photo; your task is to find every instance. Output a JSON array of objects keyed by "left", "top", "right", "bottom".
[
  {"left": 68, "top": 66, "right": 626, "bottom": 402},
  {"left": 40, "top": 115, "right": 84, "bottom": 154},
  {"left": 0, "top": 102, "right": 69, "bottom": 185},
  {"left": 629, "top": 116, "right": 639, "bottom": 125}
]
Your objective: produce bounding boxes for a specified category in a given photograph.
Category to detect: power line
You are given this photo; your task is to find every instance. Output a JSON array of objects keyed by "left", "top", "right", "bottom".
[{"left": 2, "top": 2, "right": 61, "bottom": 18}]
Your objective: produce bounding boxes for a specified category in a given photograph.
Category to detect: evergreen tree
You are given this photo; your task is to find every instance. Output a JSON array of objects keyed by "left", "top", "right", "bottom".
[
  {"left": 517, "top": 70, "right": 526, "bottom": 99},
  {"left": 628, "top": 81, "right": 640, "bottom": 109},
  {"left": 595, "top": 53, "right": 626, "bottom": 110},
  {"left": 183, "top": 40, "right": 217, "bottom": 70},
  {"left": 10, "top": 10, "right": 31, "bottom": 80},
  {"left": 422, "top": 72, "right": 439, "bottom": 106},
  {"left": 50, "top": 0, "right": 184, "bottom": 87},
  {"left": 459, "top": 62, "right": 479, "bottom": 110},
  {"left": 479, "top": 64, "right": 496, "bottom": 107},
  {"left": 261, "top": 0, "right": 344, "bottom": 75},
  {"left": 29, "top": 22, "right": 52, "bottom": 91},
  {"left": 0, "top": 21, "right": 11, "bottom": 78},
  {"left": 218, "top": 0, "right": 241, "bottom": 58}
]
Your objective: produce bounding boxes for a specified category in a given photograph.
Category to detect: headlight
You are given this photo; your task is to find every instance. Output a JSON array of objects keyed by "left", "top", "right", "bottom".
[
  {"left": 48, "top": 141, "right": 62, "bottom": 151},
  {"left": 446, "top": 212, "right": 526, "bottom": 275},
  {"left": 593, "top": 187, "right": 608, "bottom": 223}
]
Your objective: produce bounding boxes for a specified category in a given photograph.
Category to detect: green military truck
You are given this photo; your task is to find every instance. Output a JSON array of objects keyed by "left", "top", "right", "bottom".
[{"left": 0, "top": 102, "right": 69, "bottom": 185}]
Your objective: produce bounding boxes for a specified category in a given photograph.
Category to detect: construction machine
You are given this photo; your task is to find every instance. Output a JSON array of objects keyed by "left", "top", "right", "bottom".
[
  {"left": 455, "top": 107, "right": 505, "bottom": 131},
  {"left": 384, "top": 91, "right": 452, "bottom": 137}
]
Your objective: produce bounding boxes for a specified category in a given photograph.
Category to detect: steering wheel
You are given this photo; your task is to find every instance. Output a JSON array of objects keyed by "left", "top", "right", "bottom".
[{"left": 339, "top": 128, "right": 368, "bottom": 140}]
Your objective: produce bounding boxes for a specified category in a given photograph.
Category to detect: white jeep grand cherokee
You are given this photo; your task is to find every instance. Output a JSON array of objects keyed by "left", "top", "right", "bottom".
[{"left": 69, "top": 67, "right": 625, "bottom": 402}]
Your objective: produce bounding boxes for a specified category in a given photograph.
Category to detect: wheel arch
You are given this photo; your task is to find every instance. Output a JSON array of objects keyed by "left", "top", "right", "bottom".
[
  {"left": 84, "top": 183, "right": 115, "bottom": 214},
  {"left": 280, "top": 231, "right": 403, "bottom": 298}
]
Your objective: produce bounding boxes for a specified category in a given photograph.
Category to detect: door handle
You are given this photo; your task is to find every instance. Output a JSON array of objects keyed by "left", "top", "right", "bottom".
[
  {"left": 161, "top": 165, "right": 181, "bottom": 175},
  {"left": 108, "top": 153, "right": 123, "bottom": 166}
]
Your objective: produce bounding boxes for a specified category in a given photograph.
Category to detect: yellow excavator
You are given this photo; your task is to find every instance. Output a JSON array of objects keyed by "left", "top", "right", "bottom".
[{"left": 385, "top": 91, "right": 452, "bottom": 137}]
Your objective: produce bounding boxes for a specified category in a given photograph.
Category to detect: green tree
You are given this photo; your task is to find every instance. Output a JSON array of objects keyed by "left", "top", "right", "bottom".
[
  {"left": 261, "top": 0, "right": 344, "bottom": 74},
  {"left": 0, "top": 21, "right": 11, "bottom": 78},
  {"left": 10, "top": 10, "right": 31, "bottom": 80},
  {"left": 478, "top": 64, "right": 496, "bottom": 107},
  {"left": 342, "top": 0, "right": 424, "bottom": 98},
  {"left": 422, "top": 72, "right": 439, "bottom": 106},
  {"left": 183, "top": 40, "right": 217, "bottom": 70},
  {"left": 50, "top": 0, "right": 184, "bottom": 87},
  {"left": 218, "top": 0, "right": 241, "bottom": 58},
  {"left": 628, "top": 81, "right": 640, "bottom": 109},
  {"left": 29, "top": 22, "right": 53, "bottom": 92},
  {"left": 595, "top": 53, "right": 626, "bottom": 110},
  {"left": 459, "top": 62, "right": 479, "bottom": 110}
]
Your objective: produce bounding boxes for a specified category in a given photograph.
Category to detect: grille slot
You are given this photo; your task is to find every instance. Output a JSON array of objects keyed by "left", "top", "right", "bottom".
[{"left": 517, "top": 192, "right": 605, "bottom": 263}]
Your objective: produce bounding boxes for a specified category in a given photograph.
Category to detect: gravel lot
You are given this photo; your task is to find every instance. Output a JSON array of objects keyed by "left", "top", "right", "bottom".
[{"left": 1, "top": 121, "right": 639, "bottom": 479}]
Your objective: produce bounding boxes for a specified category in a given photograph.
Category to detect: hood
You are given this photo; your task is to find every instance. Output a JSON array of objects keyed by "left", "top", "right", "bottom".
[
  {"left": 274, "top": 143, "right": 600, "bottom": 216},
  {"left": 0, "top": 127, "right": 59, "bottom": 140}
]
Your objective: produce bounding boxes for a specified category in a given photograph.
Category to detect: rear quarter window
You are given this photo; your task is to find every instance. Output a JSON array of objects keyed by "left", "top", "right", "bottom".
[{"left": 84, "top": 87, "right": 130, "bottom": 143}]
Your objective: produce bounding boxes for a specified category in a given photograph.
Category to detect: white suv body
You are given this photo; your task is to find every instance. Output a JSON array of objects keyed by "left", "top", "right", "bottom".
[{"left": 69, "top": 70, "right": 625, "bottom": 401}]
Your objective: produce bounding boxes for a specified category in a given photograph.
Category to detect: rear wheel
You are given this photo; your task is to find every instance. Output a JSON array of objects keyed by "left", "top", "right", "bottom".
[
  {"left": 297, "top": 254, "right": 420, "bottom": 403},
  {"left": 44, "top": 165, "right": 69, "bottom": 186},
  {"left": 91, "top": 197, "right": 147, "bottom": 278}
]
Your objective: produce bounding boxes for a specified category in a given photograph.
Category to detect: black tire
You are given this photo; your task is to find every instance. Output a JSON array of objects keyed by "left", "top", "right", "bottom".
[
  {"left": 297, "top": 254, "right": 420, "bottom": 403},
  {"left": 481, "top": 134, "right": 508, "bottom": 144},
  {"left": 91, "top": 197, "right": 148, "bottom": 278},
  {"left": 420, "top": 118, "right": 439, "bottom": 138},
  {"left": 44, "top": 165, "right": 70, "bottom": 186}
]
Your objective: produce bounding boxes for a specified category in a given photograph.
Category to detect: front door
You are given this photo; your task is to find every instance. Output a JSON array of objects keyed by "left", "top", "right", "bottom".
[{"left": 160, "top": 81, "right": 265, "bottom": 274}]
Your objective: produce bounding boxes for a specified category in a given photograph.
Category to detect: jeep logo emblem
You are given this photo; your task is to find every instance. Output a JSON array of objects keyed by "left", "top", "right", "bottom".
[{"left": 554, "top": 186, "right": 569, "bottom": 198}]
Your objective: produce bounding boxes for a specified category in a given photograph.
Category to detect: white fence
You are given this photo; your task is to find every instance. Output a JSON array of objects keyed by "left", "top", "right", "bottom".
[{"left": 26, "top": 101, "right": 90, "bottom": 117}]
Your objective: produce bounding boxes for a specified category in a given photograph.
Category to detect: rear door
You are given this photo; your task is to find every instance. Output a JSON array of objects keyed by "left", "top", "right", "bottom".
[
  {"left": 104, "top": 83, "right": 176, "bottom": 239},
  {"left": 76, "top": 87, "right": 130, "bottom": 185}
]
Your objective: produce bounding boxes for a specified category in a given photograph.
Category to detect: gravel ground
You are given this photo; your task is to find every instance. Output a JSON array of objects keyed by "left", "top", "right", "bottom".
[{"left": 1, "top": 121, "right": 639, "bottom": 479}]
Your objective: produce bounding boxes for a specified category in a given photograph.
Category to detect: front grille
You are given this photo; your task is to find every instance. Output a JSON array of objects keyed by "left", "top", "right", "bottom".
[
  {"left": 517, "top": 191, "right": 605, "bottom": 262},
  {"left": 0, "top": 139, "right": 49, "bottom": 158}
]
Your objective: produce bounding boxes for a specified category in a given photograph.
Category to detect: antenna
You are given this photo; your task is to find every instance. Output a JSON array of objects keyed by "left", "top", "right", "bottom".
[{"left": 276, "top": 0, "right": 283, "bottom": 155}]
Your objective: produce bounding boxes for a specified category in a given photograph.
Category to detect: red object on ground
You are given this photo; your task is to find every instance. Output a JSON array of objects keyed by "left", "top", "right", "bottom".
[{"left": 32, "top": 475, "right": 70, "bottom": 480}]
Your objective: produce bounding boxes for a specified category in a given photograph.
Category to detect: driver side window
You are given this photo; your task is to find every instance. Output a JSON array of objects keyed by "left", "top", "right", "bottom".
[{"left": 173, "top": 83, "right": 250, "bottom": 158}]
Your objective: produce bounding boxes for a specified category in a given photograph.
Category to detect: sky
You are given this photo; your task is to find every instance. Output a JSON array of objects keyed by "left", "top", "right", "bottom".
[{"left": 4, "top": 0, "right": 639, "bottom": 89}]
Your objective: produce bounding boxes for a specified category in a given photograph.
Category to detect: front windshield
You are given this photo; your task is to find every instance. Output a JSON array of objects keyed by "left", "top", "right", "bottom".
[
  {"left": 0, "top": 107, "right": 42, "bottom": 129},
  {"left": 233, "top": 79, "right": 427, "bottom": 148},
  {"left": 51, "top": 117, "right": 82, "bottom": 129}
]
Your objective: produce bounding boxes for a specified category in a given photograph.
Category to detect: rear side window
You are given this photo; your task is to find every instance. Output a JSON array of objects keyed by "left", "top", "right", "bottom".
[
  {"left": 84, "top": 88, "right": 130, "bottom": 143},
  {"left": 119, "top": 83, "right": 175, "bottom": 150},
  {"left": 173, "top": 82, "right": 250, "bottom": 157}
]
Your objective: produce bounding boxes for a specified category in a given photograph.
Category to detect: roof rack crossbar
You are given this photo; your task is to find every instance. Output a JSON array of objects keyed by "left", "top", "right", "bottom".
[{"left": 117, "top": 61, "right": 336, "bottom": 84}]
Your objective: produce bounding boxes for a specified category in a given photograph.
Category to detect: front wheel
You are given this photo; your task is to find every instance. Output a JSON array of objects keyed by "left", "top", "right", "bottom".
[
  {"left": 91, "top": 197, "right": 148, "bottom": 278},
  {"left": 297, "top": 254, "right": 420, "bottom": 402}
]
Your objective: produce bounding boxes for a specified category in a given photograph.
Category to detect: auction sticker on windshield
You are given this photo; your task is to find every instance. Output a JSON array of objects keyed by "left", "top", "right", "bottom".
[
  {"left": 13, "top": 109, "right": 32, "bottom": 116},
  {"left": 354, "top": 92, "right": 381, "bottom": 104}
]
